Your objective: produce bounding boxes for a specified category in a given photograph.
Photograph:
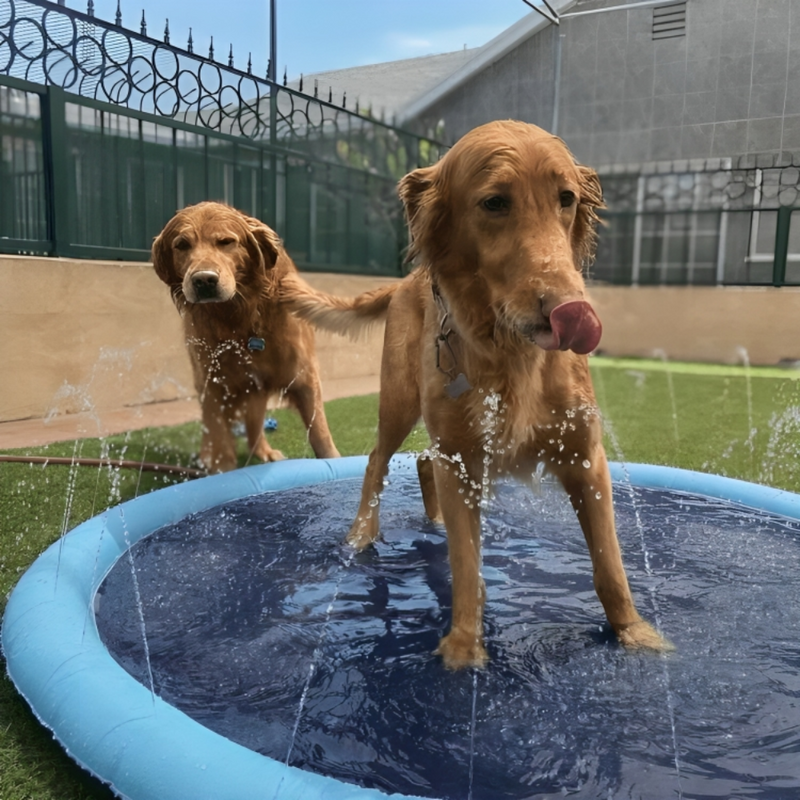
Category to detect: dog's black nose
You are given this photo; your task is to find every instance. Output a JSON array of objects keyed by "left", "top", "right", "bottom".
[{"left": 191, "top": 271, "right": 220, "bottom": 300}]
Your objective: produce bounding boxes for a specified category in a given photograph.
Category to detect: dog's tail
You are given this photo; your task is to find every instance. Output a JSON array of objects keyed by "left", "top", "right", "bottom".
[{"left": 280, "top": 273, "right": 398, "bottom": 338}]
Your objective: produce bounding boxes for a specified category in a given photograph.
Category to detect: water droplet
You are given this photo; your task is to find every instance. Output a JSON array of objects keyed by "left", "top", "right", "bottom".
[
  {"left": 582, "top": 459, "right": 591, "bottom": 469},
  {"left": 595, "top": 492, "right": 602, "bottom": 500}
]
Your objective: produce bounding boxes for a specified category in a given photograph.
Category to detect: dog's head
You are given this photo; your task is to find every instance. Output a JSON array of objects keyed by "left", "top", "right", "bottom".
[
  {"left": 152, "top": 202, "right": 282, "bottom": 307},
  {"left": 399, "top": 121, "right": 605, "bottom": 354}
]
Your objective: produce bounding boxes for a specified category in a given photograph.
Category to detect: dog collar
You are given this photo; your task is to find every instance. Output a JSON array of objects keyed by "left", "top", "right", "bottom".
[
  {"left": 432, "top": 284, "right": 472, "bottom": 399},
  {"left": 247, "top": 336, "right": 266, "bottom": 351}
]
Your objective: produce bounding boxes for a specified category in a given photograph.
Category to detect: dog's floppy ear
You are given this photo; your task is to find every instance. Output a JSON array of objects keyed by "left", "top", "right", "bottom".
[
  {"left": 572, "top": 164, "right": 605, "bottom": 269},
  {"left": 398, "top": 165, "right": 445, "bottom": 264},
  {"left": 243, "top": 215, "right": 281, "bottom": 271},
  {"left": 151, "top": 217, "right": 180, "bottom": 287}
]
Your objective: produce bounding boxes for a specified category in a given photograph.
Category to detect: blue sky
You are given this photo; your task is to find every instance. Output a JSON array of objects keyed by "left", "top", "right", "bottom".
[{"left": 87, "top": 0, "right": 536, "bottom": 78}]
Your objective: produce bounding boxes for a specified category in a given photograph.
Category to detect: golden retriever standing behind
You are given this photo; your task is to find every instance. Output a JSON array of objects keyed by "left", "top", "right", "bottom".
[
  {"left": 152, "top": 201, "right": 342, "bottom": 472},
  {"left": 284, "top": 120, "right": 672, "bottom": 669}
]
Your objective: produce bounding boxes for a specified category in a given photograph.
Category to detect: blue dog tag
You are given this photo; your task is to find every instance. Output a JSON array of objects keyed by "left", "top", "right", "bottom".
[{"left": 247, "top": 337, "right": 266, "bottom": 351}]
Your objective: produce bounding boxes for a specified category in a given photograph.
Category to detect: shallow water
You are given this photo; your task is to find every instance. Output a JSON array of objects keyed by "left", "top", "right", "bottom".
[{"left": 96, "top": 473, "right": 800, "bottom": 799}]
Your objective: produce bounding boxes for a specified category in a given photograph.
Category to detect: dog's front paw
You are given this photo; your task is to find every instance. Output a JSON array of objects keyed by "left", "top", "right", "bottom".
[
  {"left": 253, "top": 440, "right": 285, "bottom": 462},
  {"left": 345, "top": 516, "right": 380, "bottom": 550},
  {"left": 435, "top": 629, "right": 488, "bottom": 670},
  {"left": 616, "top": 620, "right": 674, "bottom": 652}
]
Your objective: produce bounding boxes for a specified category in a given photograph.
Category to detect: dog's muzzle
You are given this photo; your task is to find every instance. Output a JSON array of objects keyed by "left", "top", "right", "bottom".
[
  {"left": 189, "top": 270, "right": 222, "bottom": 302},
  {"left": 531, "top": 300, "right": 602, "bottom": 354}
]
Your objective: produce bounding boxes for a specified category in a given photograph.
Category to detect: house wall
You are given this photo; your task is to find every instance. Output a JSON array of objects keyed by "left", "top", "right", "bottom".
[
  {"left": 1, "top": 255, "right": 796, "bottom": 427},
  {"left": 410, "top": 0, "right": 800, "bottom": 171}
]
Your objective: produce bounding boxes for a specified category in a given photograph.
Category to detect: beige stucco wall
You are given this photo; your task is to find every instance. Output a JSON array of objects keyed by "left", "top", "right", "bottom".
[
  {"left": 588, "top": 284, "right": 800, "bottom": 366},
  {"left": 1, "top": 254, "right": 795, "bottom": 425},
  {"left": 0, "top": 255, "right": 393, "bottom": 424}
]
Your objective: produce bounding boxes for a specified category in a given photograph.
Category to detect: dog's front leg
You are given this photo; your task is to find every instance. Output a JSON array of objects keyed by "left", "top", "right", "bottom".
[
  {"left": 244, "top": 393, "right": 284, "bottom": 463},
  {"left": 556, "top": 448, "right": 672, "bottom": 652},
  {"left": 199, "top": 392, "right": 237, "bottom": 472},
  {"left": 432, "top": 456, "right": 488, "bottom": 670}
]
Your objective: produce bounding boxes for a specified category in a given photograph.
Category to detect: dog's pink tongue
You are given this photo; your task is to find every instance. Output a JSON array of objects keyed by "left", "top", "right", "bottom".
[{"left": 546, "top": 300, "right": 603, "bottom": 354}]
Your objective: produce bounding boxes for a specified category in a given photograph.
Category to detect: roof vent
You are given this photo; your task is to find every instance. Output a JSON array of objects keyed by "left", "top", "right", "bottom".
[{"left": 652, "top": 1, "right": 686, "bottom": 40}]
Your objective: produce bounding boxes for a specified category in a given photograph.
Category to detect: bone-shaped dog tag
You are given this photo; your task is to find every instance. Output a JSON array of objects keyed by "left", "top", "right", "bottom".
[{"left": 446, "top": 373, "right": 472, "bottom": 399}]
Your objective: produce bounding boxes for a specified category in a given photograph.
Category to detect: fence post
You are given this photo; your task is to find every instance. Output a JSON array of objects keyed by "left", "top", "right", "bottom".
[
  {"left": 773, "top": 206, "right": 792, "bottom": 287},
  {"left": 41, "top": 85, "right": 71, "bottom": 258},
  {"left": 268, "top": 86, "right": 278, "bottom": 232}
]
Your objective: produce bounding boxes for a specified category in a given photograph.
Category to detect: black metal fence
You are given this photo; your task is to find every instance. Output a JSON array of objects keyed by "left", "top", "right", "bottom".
[
  {"left": 0, "top": 0, "right": 445, "bottom": 274},
  {"left": 593, "top": 169, "right": 800, "bottom": 288}
]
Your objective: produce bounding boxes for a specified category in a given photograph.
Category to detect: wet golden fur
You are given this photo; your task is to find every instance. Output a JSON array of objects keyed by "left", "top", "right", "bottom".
[
  {"left": 284, "top": 121, "right": 671, "bottom": 668},
  {"left": 152, "top": 201, "right": 339, "bottom": 472}
]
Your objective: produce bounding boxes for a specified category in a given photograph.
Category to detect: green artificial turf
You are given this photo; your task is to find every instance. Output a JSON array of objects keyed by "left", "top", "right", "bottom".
[
  {"left": 2, "top": 362, "right": 800, "bottom": 799},
  {"left": 589, "top": 357, "right": 800, "bottom": 491}
]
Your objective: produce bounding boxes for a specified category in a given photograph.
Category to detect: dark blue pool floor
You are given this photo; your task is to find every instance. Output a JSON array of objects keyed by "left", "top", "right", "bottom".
[{"left": 96, "top": 474, "right": 800, "bottom": 800}]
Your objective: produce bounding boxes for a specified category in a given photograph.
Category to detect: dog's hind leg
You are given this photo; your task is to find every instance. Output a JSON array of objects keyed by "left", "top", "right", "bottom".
[
  {"left": 346, "top": 322, "right": 422, "bottom": 549},
  {"left": 346, "top": 387, "right": 421, "bottom": 549},
  {"left": 417, "top": 454, "right": 442, "bottom": 523},
  {"left": 244, "top": 392, "right": 284, "bottom": 463},
  {"left": 556, "top": 448, "right": 673, "bottom": 652}
]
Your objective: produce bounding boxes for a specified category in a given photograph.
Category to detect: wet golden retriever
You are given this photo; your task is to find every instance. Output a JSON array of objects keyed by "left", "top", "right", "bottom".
[
  {"left": 284, "top": 120, "right": 671, "bottom": 668},
  {"left": 152, "top": 201, "right": 340, "bottom": 472}
]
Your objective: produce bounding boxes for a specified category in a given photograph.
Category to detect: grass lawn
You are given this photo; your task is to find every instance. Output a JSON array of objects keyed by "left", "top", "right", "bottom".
[{"left": 2, "top": 359, "right": 800, "bottom": 799}]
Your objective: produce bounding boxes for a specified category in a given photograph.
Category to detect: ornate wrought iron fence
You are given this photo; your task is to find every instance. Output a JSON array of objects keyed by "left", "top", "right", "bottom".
[{"left": 0, "top": 0, "right": 445, "bottom": 272}]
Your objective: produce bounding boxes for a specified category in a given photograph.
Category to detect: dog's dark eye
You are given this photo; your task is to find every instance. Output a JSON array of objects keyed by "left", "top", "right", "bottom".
[
  {"left": 483, "top": 196, "right": 509, "bottom": 213},
  {"left": 560, "top": 190, "right": 576, "bottom": 208},
  {"left": 217, "top": 237, "right": 236, "bottom": 246},
  {"left": 173, "top": 238, "right": 191, "bottom": 251}
]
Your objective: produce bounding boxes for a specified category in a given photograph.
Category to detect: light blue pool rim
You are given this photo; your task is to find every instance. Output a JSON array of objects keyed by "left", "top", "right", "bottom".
[{"left": 3, "top": 455, "right": 800, "bottom": 800}]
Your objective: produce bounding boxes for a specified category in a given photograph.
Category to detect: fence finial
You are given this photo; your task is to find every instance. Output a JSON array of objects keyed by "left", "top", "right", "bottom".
[
  {"left": 314, "top": 79, "right": 318, "bottom": 98},
  {"left": 247, "top": 53, "right": 252, "bottom": 74},
  {"left": 355, "top": 98, "right": 359, "bottom": 115},
  {"left": 299, "top": 74, "right": 304, "bottom": 92},
  {"left": 163, "top": 19, "right": 170, "bottom": 44},
  {"left": 115, "top": 0, "right": 122, "bottom": 26},
  {"left": 228, "top": 44, "right": 234, "bottom": 68},
  {"left": 87, "top": 0, "right": 94, "bottom": 17},
  {"left": 328, "top": 86, "right": 332, "bottom": 103},
  {"left": 266, "top": 58, "right": 271, "bottom": 79},
  {"left": 342, "top": 92, "right": 346, "bottom": 109},
  {"left": 209, "top": 36, "right": 214, "bottom": 61},
  {"left": 187, "top": 27, "right": 193, "bottom": 53},
  {"left": 140, "top": 10, "right": 146, "bottom": 36},
  {"left": 283, "top": 67, "right": 287, "bottom": 86}
]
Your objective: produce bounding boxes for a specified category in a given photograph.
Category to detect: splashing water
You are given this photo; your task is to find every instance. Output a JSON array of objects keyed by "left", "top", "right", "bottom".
[
  {"left": 653, "top": 348, "right": 680, "bottom": 444},
  {"left": 601, "top": 417, "right": 683, "bottom": 797},
  {"left": 116, "top": 503, "right": 156, "bottom": 704},
  {"left": 283, "top": 546, "right": 357, "bottom": 769},
  {"left": 760, "top": 404, "right": 800, "bottom": 488},
  {"left": 736, "top": 346, "right": 756, "bottom": 469}
]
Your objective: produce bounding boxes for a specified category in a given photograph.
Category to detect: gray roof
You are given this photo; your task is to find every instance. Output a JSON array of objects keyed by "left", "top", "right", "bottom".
[
  {"left": 287, "top": 48, "right": 480, "bottom": 122},
  {"left": 398, "top": 0, "right": 578, "bottom": 124}
]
